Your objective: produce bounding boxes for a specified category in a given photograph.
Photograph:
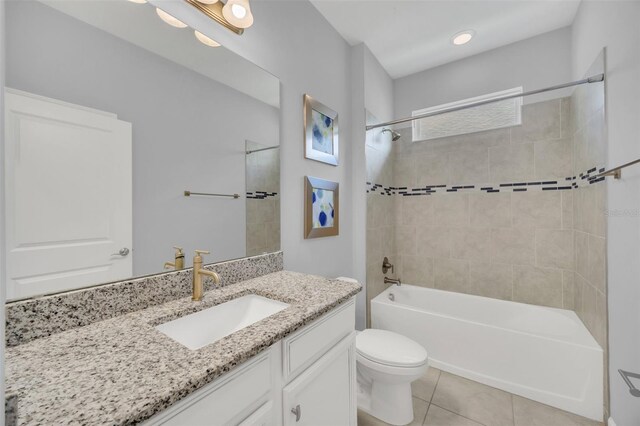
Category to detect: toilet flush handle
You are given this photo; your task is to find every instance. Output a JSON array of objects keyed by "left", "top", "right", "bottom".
[{"left": 291, "top": 404, "right": 301, "bottom": 422}]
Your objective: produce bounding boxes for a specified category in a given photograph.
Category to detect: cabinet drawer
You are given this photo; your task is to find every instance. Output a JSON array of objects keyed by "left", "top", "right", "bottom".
[
  {"left": 283, "top": 298, "right": 355, "bottom": 380},
  {"left": 149, "top": 351, "right": 272, "bottom": 425}
]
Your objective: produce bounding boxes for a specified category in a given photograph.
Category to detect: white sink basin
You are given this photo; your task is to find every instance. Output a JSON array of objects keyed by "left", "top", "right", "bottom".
[{"left": 155, "top": 294, "right": 289, "bottom": 350}]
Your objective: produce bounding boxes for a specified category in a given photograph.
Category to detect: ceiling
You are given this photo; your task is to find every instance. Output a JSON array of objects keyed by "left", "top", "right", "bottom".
[
  {"left": 40, "top": 0, "right": 280, "bottom": 107},
  {"left": 310, "top": 0, "right": 581, "bottom": 79}
]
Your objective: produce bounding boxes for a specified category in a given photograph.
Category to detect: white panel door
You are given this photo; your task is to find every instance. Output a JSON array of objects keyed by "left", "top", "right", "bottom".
[
  {"left": 4, "top": 88, "right": 132, "bottom": 300},
  {"left": 283, "top": 333, "right": 356, "bottom": 426}
]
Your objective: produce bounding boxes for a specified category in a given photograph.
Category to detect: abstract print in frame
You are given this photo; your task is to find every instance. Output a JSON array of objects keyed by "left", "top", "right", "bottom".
[
  {"left": 304, "top": 94, "right": 339, "bottom": 166},
  {"left": 304, "top": 176, "right": 339, "bottom": 239}
]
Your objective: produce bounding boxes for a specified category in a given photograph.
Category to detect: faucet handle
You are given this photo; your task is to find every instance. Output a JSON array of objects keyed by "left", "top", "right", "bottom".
[
  {"left": 173, "top": 246, "right": 184, "bottom": 255},
  {"left": 382, "top": 256, "right": 394, "bottom": 274},
  {"left": 194, "top": 250, "right": 210, "bottom": 261}
]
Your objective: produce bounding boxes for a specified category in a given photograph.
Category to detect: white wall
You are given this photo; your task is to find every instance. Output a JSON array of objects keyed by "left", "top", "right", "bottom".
[
  {"left": 571, "top": 2, "right": 640, "bottom": 424},
  {"left": 350, "top": 44, "right": 367, "bottom": 329},
  {"left": 394, "top": 27, "right": 572, "bottom": 119},
  {"left": 156, "top": 0, "right": 355, "bottom": 280},
  {"left": 6, "top": 1, "right": 278, "bottom": 276},
  {"left": 351, "top": 43, "right": 395, "bottom": 328},
  {"left": 363, "top": 46, "right": 394, "bottom": 124}
]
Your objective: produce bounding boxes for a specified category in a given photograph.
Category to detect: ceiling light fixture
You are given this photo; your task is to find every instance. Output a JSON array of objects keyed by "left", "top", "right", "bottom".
[
  {"left": 222, "top": 0, "right": 254, "bottom": 29},
  {"left": 156, "top": 8, "right": 188, "bottom": 28},
  {"left": 127, "top": 0, "right": 147, "bottom": 4},
  {"left": 194, "top": 30, "right": 221, "bottom": 47},
  {"left": 185, "top": 0, "right": 248, "bottom": 35},
  {"left": 452, "top": 30, "right": 475, "bottom": 46}
]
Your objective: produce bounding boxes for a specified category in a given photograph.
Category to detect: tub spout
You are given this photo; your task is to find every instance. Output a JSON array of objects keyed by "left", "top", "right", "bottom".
[{"left": 384, "top": 277, "right": 401, "bottom": 286}]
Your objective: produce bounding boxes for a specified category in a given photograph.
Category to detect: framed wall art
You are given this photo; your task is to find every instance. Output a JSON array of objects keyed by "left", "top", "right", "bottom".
[
  {"left": 304, "top": 176, "right": 339, "bottom": 239},
  {"left": 303, "top": 94, "right": 339, "bottom": 166}
]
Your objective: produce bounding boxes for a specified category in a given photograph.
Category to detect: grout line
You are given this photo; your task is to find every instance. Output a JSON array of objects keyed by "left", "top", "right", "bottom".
[
  {"left": 561, "top": 191, "right": 565, "bottom": 230},
  {"left": 533, "top": 141, "right": 537, "bottom": 182},
  {"left": 428, "top": 403, "right": 489, "bottom": 426},
  {"left": 511, "top": 264, "right": 515, "bottom": 301},
  {"left": 416, "top": 400, "right": 429, "bottom": 426},
  {"left": 422, "top": 403, "right": 432, "bottom": 426},
  {"left": 511, "top": 394, "right": 517, "bottom": 426},
  {"left": 430, "top": 369, "right": 442, "bottom": 404},
  {"left": 559, "top": 102, "right": 564, "bottom": 139},
  {"left": 534, "top": 228, "right": 538, "bottom": 269},
  {"left": 412, "top": 394, "right": 430, "bottom": 403}
]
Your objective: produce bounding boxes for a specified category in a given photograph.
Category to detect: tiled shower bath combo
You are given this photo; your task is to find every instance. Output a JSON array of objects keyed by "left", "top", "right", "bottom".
[
  {"left": 245, "top": 140, "right": 281, "bottom": 256},
  {"left": 366, "top": 56, "right": 608, "bottom": 420}
]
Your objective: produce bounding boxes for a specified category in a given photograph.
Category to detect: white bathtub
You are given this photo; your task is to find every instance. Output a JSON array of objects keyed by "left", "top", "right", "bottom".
[{"left": 371, "top": 284, "right": 603, "bottom": 421}]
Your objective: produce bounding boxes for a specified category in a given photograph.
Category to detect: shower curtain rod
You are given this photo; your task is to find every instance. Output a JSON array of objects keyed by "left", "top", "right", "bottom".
[{"left": 365, "top": 73, "right": 605, "bottom": 131}]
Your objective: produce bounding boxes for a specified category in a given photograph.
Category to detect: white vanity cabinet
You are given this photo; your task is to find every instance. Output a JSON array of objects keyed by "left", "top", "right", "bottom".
[
  {"left": 145, "top": 298, "right": 356, "bottom": 426},
  {"left": 282, "top": 336, "right": 354, "bottom": 426}
]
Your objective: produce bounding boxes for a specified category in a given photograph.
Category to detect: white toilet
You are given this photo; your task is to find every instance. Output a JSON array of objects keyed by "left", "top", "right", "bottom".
[
  {"left": 356, "top": 329, "right": 429, "bottom": 425},
  {"left": 334, "top": 277, "right": 428, "bottom": 425}
]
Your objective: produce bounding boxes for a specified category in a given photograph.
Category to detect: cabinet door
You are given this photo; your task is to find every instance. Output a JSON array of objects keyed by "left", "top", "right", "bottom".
[{"left": 282, "top": 333, "right": 356, "bottom": 426}]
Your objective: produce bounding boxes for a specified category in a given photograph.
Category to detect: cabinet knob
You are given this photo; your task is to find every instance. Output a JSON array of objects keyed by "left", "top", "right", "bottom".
[{"left": 291, "top": 404, "right": 301, "bottom": 422}]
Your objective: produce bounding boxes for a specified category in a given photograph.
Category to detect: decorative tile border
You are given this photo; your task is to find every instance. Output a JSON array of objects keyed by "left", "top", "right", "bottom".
[
  {"left": 246, "top": 191, "right": 279, "bottom": 200},
  {"left": 5, "top": 251, "right": 284, "bottom": 347},
  {"left": 367, "top": 166, "right": 606, "bottom": 196}
]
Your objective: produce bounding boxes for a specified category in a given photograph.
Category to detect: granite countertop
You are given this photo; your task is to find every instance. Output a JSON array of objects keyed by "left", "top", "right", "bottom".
[{"left": 5, "top": 271, "right": 361, "bottom": 425}]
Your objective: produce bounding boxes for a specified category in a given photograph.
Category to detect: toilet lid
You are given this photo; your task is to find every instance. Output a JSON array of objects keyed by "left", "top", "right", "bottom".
[{"left": 356, "top": 329, "right": 428, "bottom": 368}]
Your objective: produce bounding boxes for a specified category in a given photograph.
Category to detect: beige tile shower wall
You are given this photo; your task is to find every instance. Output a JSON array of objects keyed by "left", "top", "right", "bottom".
[
  {"left": 246, "top": 142, "right": 280, "bottom": 256},
  {"left": 570, "top": 63, "right": 608, "bottom": 416},
  {"left": 246, "top": 198, "right": 280, "bottom": 256},
  {"left": 366, "top": 88, "right": 608, "bottom": 417},
  {"left": 366, "top": 127, "right": 396, "bottom": 326},
  {"left": 391, "top": 98, "right": 578, "bottom": 309}
]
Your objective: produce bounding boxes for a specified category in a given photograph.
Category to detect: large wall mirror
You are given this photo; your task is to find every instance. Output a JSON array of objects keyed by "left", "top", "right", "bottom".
[{"left": 4, "top": 0, "right": 280, "bottom": 301}]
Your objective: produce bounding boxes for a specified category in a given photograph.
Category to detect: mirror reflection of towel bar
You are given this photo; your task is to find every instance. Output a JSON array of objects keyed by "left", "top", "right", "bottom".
[
  {"left": 184, "top": 190, "right": 240, "bottom": 199},
  {"left": 619, "top": 369, "right": 640, "bottom": 397}
]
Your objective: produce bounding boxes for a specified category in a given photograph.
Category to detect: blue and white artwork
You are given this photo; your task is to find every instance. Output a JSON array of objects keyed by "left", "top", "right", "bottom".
[
  {"left": 311, "top": 109, "right": 334, "bottom": 155},
  {"left": 312, "top": 188, "right": 334, "bottom": 229}
]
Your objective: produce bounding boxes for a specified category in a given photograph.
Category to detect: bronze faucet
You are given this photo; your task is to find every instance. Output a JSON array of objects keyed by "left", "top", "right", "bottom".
[
  {"left": 164, "top": 246, "right": 185, "bottom": 270},
  {"left": 192, "top": 250, "right": 220, "bottom": 301}
]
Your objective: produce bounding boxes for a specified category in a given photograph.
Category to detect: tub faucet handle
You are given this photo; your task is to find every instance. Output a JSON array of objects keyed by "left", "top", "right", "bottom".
[{"left": 382, "top": 257, "right": 394, "bottom": 274}]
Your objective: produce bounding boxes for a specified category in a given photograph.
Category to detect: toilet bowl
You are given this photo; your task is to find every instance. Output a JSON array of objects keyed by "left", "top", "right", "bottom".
[
  {"left": 356, "top": 329, "right": 428, "bottom": 425},
  {"left": 333, "top": 277, "right": 429, "bottom": 425}
]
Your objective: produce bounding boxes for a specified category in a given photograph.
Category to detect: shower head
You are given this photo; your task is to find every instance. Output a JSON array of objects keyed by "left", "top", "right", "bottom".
[{"left": 382, "top": 128, "right": 401, "bottom": 141}]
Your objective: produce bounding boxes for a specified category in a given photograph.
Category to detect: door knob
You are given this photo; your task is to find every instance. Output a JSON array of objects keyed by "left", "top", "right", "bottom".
[
  {"left": 111, "top": 247, "right": 130, "bottom": 257},
  {"left": 291, "top": 404, "right": 301, "bottom": 422}
]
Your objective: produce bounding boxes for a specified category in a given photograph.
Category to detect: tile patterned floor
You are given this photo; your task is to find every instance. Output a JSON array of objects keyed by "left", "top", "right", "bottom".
[{"left": 357, "top": 368, "right": 604, "bottom": 426}]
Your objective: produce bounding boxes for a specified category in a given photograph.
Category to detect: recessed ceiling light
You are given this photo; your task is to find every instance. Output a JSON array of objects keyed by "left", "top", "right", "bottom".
[
  {"left": 194, "top": 30, "right": 221, "bottom": 47},
  {"left": 452, "top": 30, "right": 475, "bottom": 46},
  {"left": 156, "top": 8, "right": 188, "bottom": 28},
  {"left": 127, "top": 0, "right": 147, "bottom": 3}
]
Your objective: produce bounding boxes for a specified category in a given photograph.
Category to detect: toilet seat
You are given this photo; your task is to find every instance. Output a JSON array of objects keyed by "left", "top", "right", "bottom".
[{"left": 356, "top": 329, "right": 428, "bottom": 368}]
